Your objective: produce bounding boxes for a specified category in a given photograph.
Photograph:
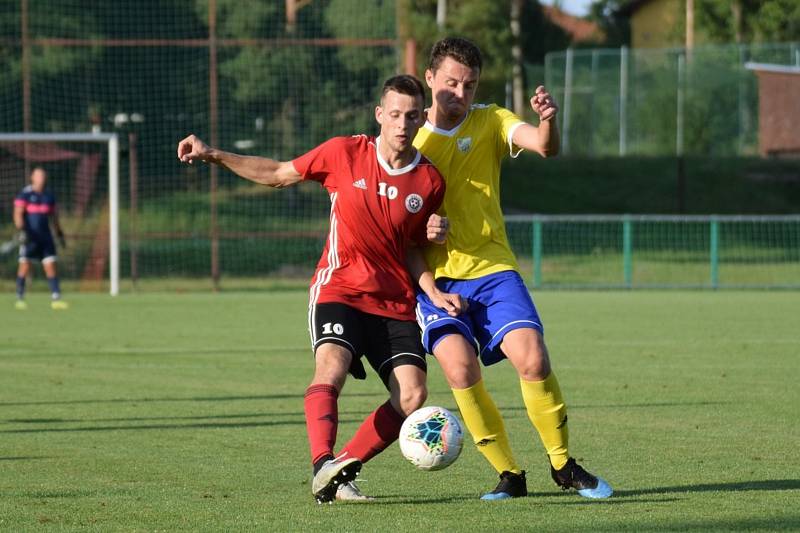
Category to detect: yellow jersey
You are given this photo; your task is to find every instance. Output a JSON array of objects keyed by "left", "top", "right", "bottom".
[{"left": 413, "top": 103, "right": 525, "bottom": 280}]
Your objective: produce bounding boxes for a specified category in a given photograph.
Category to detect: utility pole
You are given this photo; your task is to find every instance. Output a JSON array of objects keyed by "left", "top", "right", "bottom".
[
  {"left": 286, "top": 0, "right": 313, "bottom": 33},
  {"left": 396, "top": 0, "right": 416, "bottom": 75},
  {"left": 685, "top": 0, "right": 694, "bottom": 57},
  {"left": 510, "top": 0, "right": 525, "bottom": 116}
]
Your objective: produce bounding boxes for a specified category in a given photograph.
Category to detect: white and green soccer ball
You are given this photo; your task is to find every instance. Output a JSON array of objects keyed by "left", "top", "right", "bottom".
[{"left": 399, "top": 406, "right": 463, "bottom": 471}]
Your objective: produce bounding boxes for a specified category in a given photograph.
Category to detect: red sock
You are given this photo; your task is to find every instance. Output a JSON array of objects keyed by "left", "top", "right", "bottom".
[
  {"left": 304, "top": 384, "right": 339, "bottom": 464},
  {"left": 338, "top": 401, "right": 405, "bottom": 464}
]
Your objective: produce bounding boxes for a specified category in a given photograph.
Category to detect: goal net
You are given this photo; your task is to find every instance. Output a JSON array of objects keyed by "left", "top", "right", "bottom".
[
  {"left": 0, "top": 133, "right": 120, "bottom": 294},
  {"left": 0, "top": 1, "right": 400, "bottom": 293}
]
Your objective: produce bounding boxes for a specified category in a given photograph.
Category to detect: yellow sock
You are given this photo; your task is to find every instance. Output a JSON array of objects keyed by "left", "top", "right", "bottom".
[
  {"left": 520, "top": 372, "right": 569, "bottom": 470},
  {"left": 451, "top": 379, "right": 520, "bottom": 474}
]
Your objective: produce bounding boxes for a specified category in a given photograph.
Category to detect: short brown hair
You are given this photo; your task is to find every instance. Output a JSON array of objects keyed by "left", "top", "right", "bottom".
[
  {"left": 381, "top": 74, "right": 425, "bottom": 103},
  {"left": 428, "top": 37, "right": 482, "bottom": 72}
]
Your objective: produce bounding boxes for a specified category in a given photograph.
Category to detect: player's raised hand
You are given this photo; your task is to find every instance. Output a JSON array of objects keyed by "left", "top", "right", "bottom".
[
  {"left": 177, "top": 134, "right": 212, "bottom": 164},
  {"left": 426, "top": 214, "right": 449, "bottom": 244},
  {"left": 531, "top": 86, "right": 558, "bottom": 122},
  {"left": 430, "top": 290, "right": 468, "bottom": 317}
]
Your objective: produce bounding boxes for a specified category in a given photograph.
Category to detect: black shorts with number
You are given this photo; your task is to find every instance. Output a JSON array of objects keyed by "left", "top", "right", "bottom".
[{"left": 310, "top": 302, "right": 426, "bottom": 388}]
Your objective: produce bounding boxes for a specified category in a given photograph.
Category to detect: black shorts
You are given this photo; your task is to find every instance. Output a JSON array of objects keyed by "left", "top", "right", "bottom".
[
  {"left": 310, "top": 302, "right": 426, "bottom": 388},
  {"left": 19, "top": 239, "right": 57, "bottom": 263}
]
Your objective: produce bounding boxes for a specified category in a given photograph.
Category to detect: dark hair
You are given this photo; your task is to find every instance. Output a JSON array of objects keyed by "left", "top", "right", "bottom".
[
  {"left": 428, "top": 37, "right": 482, "bottom": 72},
  {"left": 381, "top": 74, "right": 425, "bottom": 102}
]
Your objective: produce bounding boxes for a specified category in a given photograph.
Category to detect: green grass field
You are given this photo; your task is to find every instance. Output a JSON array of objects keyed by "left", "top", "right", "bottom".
[{"left": 1, "top": 291, "right": 799, "bottom": 531}]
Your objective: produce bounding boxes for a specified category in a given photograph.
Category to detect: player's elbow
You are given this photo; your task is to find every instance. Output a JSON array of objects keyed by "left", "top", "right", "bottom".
[
  {"left": 539, "top": 145, "right": 559, "bottom": 158},
  {"left": 267, "top": 174, "right": 299, "bottom": 189},
  {"left": 264, "top": 162, "right": 300, "bottom": 188}
]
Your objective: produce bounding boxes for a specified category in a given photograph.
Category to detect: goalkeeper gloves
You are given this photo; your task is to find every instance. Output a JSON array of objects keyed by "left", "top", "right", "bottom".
[
  {"left": 56, "top": 229, "right": 67, "bottom": 249},
  {"left": 16, "top": 230, "right": 27, "bottom": 245}
]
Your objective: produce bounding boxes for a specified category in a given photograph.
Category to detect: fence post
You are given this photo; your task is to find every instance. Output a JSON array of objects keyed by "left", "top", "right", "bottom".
[
  {"left": 208, "top": 0, "right": 220, "bottom": 291},
  {"left": 623, "top": 216, "right": 633, "bottom": 288},
  {"left": 619, "top": 45, "right": 628, "bottom": 156},
  {"left": 562, "top": 47, "right": 573, "bottom": 155},
  {"left": 533, "top": 219, "right": 543, "bottom": 288},
  {"left": 710, "top": 217, "right": 720, "bottom": 289}
]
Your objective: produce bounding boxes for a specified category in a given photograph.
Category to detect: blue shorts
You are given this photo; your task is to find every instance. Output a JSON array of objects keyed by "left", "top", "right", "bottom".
[
  {"left": 415, "top": 270, "right": 543, "bottom": 366},
  {"left": 19, "top": 238, "right": 57, "bottom": 263}
]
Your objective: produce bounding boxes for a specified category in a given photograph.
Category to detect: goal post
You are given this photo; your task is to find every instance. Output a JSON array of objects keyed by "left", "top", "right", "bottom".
[{"left": 0, "top": 132, "right": 120, "bottom": 295}]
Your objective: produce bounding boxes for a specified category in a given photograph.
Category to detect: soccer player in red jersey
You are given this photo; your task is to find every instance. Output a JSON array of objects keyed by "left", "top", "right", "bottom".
[{"left": 177, "top": 75, "right": 463, "bottom": 503}]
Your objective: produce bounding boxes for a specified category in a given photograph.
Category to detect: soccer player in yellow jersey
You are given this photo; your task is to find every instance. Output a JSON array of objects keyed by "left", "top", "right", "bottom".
[{"left": 413, "top": 37, "right": 612, "bottom": 500}]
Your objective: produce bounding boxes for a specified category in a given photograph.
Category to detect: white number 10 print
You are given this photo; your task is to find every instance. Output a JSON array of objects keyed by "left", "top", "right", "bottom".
[
  {"left": 378, "top": 182, "right": 398, "bottom": 199},
  {"left": 322, "top": 322, "right": 344, "bottom": 335}
]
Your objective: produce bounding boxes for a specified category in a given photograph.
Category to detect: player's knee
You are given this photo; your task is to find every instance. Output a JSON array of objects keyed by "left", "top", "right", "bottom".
[
  {"left": 516, "top": 343, "right": 551, "bottom": 381},
  {"left": 312, "top": 344, "right": 352, "bottom": 389},
  {"left": 397, "top": 385, "right": 427, "bottom": 416}
]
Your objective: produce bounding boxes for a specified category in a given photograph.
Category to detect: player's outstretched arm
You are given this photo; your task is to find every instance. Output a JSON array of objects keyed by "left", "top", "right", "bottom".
[
  {"left": 406, "top": 246, "right": 466, "bottom": 317},
  {"left": 177, "top": 134, "right": 301, "bottom": 188},
  {"left": 509, "top": 85, "right": 561, "bottom": 158}
]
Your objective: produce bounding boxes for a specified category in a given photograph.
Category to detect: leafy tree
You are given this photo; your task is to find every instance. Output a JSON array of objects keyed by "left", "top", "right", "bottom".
[{"left": 586, "top": 0, "right": 630, "bottom": 46}]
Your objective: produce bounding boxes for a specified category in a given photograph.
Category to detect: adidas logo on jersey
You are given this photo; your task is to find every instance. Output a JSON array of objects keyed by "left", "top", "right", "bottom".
[{"left": 352, "top": 178, "right": 367, "bottom": 190}]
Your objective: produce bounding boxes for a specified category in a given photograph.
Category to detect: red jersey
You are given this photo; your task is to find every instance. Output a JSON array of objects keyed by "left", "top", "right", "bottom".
[{"left": 292, "top": 135, "right": 445, "bottom": 320}]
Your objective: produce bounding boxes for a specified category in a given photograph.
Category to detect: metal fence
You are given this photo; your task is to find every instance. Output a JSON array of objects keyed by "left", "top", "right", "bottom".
[
  {"left": 544, "top": 42, "right": 800, "bottom": 157},
  {"left": 506, "top": 215, "right": 800, "bottom": 289}
]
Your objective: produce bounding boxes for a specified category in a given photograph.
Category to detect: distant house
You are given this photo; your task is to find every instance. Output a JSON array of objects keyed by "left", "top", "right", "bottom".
[
  {"left": 745, "top": 63, "right": 800, "bottom": 157},
  {"left": 541, "top": 5, "right": 603, "bottom": 45},
  {"left": 619, "top": 0, "right": 682, "bottom": 48}
]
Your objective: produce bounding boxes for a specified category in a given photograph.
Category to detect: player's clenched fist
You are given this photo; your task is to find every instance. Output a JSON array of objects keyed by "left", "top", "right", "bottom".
[
  {"left": 426, "top": 213, "right": 449, "bottom": 244},
  {"left": 530, "top": 85, "right": 558, "bottom": 122},
  {"left": 177, "top": 134, "right": 212, "bottom": 164}
]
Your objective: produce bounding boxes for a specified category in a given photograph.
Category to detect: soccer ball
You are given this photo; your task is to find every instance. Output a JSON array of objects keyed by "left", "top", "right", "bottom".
[{"left": 399, "top": 406, "right": 463, "bottom": 471}]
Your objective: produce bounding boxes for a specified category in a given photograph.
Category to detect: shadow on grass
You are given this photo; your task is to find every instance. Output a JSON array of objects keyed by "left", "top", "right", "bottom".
[
  {"left": 375, "top": 494, "right": 680, "bottom": 506},
  {"left": 5, "top": 413, "right": 294, "bottom": 424},
  {"left": 374, "top": 494, "right": 478, "bottom": 505},
  {"left": 0, "top": 456, "right": 49, "bottom": 461},
  {"left": 499, "top": 400, "right": 734, "bottom": 414},
  {"left": 0, "top": 391, "right": 385, "bottom": 408},
  {"left": 536, "top": 479, "right": 800, "bottom": 499},
  {"left": 615, "top": 479, "right": 800, "bottom": 497},
  {"left": 0, "top": 416, "right": 378, "bottom": 434},
  {"left": 543, "top": 496, "right": 681, "bottom": 505},
  {"left": 3, "top": 409, "right": 394, "bottom": 425}
]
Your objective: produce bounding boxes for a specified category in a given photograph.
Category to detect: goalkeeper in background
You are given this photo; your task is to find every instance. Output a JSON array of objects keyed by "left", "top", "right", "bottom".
[{"left": 13, "top": 166, "right": 68, "bottom": 310}]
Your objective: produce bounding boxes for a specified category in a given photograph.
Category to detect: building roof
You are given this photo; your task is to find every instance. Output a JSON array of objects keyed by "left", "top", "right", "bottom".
[
  {"left": 542, "top": 5, "right": 603, "bottom": 43},
  {"left": 745, "top": 62, "right": 800, "bottom": 75},
  {"left": 617, "top": 0, "right": 652, "bottom": 17}
]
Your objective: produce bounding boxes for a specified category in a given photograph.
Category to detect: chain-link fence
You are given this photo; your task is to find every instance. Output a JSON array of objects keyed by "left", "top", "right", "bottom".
[{"left": 545, "top": 42, "right": 800, "bottom": 157}]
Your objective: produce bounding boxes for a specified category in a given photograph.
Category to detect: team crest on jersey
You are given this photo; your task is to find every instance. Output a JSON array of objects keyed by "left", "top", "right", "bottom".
[
  {"left": 405, "top": 193, "right": 423, "bottom": 214},
  {"left": 456, "top": 137, "right": 472, "bottom": 152}
]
